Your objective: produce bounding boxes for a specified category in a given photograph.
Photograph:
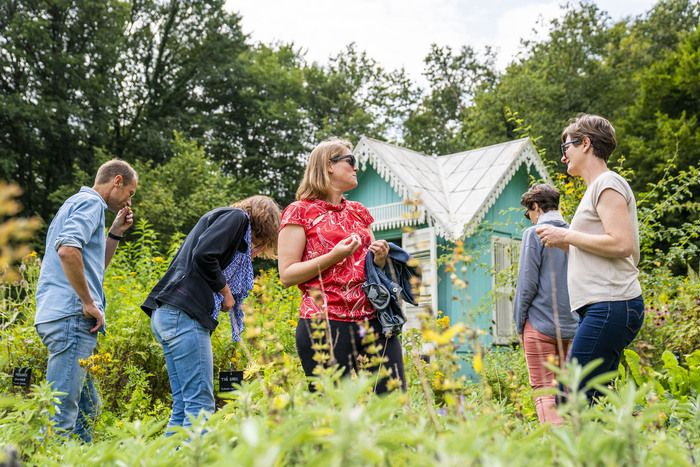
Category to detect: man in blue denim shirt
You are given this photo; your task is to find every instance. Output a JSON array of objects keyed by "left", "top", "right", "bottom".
[{"left": 35, "top": 159, "right": 137, "bottom": 442}]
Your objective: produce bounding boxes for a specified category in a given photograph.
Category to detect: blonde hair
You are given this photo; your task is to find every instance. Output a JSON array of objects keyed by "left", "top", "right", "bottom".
[
  {"left": 231, "top": 195, "right": 281, "bottom": 258},
  {"left": 296, "top": 138, "right": 353, "bottom": 200}
]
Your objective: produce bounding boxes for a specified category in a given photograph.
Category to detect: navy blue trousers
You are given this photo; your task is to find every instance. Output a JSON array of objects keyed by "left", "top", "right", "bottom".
[{"left": 569, "top": 296, "right": 644, "bottom": 401}]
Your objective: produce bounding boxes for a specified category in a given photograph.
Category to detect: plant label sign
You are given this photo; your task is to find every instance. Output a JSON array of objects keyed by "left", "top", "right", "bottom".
[
  {"left": 219, "top": 370, "right": 243, "bottom": 392},
  {"left": 12, "top": 367, "right": 32, "bottom": 387}
]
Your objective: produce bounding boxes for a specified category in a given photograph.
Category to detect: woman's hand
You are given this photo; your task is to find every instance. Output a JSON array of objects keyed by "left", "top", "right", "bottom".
[
  {"left": 535, "top": 225, "right": 570, "bottom": 251},
  {"left": 220, "top": 285, "right": 235, "bottom": 312},
  {"left": 331, "top": 234, "right": 362, "bottom": 261},
  {"left": 369, "top": 239, "right": 389, "bottom": 267},
  {"left": 278, "top": 226, "right": 362, "bottom": 288},
  {"left": 536, "top": 189, "right": 635, "bottom": 258}
]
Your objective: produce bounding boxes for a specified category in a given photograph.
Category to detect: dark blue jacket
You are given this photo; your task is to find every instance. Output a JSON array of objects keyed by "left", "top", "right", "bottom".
[
  {"left": 142, "top": 208, "right": 249, "bottom": 331},
  {"left": 363, "top": 243, "right": 417, "bottom": 336}
]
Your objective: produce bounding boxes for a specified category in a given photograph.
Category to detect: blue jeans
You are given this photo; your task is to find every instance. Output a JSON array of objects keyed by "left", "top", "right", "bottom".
[
  {"left": 150, "top": 304, "right": 214, "bottom": 434},
  {"left": 36, "top": 315, "right": 100, "bottom": 443},
  {"left": 569, "top": 296, "right": 644, "bottom": 401}
]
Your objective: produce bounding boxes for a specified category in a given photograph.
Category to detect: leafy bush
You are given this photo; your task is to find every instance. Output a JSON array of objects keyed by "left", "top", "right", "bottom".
[
  {"left": 2, "top": 224, "right": 700, "bottom": 465},
  {"left": 481, "top": 345, "right": 536, "bottom": 420}
]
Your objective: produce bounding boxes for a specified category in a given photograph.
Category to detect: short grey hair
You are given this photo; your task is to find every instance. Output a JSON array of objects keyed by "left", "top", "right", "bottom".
[{"left": 94, "top": 159, "right": 138, "bottom": 185}]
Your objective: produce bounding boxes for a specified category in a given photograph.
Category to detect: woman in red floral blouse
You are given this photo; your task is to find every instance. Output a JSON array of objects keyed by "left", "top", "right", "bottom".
[{"left": 278, "top": 138, "right": 406, "bottom": 393}]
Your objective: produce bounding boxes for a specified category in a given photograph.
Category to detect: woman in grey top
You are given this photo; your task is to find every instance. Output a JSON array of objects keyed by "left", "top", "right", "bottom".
[
  {"left": 514, "top": 184, "right": 578, "bottom": 424},
  {"left": 537, "top": 114, "right": 643, "bottom": 402}
]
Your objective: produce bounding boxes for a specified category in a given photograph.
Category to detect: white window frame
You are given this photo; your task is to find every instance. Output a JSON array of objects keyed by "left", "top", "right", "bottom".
[
  {"left": 401, "top": 227, "right": 438, "bottom": 330},
  {"left": 491, "top": 236, "right": 521, "bottom": 344}
]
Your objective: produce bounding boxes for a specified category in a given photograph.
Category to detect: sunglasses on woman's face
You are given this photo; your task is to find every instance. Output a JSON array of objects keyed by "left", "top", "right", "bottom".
[{"left": 330, "top": 154, "right": 357, "bottom": 168}]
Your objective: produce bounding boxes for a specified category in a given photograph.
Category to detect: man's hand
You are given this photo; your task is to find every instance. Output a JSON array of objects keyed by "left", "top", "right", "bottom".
[
  {"left": 82, "top": 301, "right": 105, "bottom": 333},
  {"left": 110, "top": 207, "right": 134, "bottom": 236}
]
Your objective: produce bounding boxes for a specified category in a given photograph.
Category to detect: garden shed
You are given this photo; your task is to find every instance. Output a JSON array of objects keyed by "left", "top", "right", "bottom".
[{"left": 346, "top": 136, "right": 551, "bottom": 353}]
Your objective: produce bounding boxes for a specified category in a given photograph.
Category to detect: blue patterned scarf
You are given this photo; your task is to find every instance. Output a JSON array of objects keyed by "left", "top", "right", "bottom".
[{"left": 211, "top": 222, "right": 254, "bottom": 342}]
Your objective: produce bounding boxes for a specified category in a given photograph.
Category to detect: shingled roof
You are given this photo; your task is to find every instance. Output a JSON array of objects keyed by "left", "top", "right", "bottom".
[{"left": 354, "top": 136, "right": 550, "bottom": 240}]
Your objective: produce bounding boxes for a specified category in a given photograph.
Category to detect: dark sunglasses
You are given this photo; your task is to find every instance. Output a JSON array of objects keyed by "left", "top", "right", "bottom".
[
  {"left": 560, "top": 139, "right": 581, "bottom": 156},
  {"left": 524, "top": 207, "right": 532, "bottom": 220},
  {"left": 330, "top": 154, "right": 357, "bottom": 168}
]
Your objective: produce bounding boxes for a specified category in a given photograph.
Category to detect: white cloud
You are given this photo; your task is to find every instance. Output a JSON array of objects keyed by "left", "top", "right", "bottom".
[
  {"left": 225, "top": 0, "right": 660, "bottom": 82},
  {"left": 226, "top": 0, "right": 474, "bottom": 78},
  {"left": 492, "top": 2, "right": 561, "bottom": 69}
]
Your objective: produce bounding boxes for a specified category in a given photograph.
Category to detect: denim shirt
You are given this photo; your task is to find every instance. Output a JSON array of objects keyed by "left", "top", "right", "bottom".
[
  {"left": 363, "top": 243, "right": 417, "bottom": 337},
  {"left": 35, "top": 187, "right": 108, "bottom": 325}
]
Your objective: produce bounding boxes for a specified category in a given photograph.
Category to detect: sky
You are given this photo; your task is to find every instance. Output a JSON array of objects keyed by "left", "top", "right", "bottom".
[{"left": 224, "top": 0, "right": 659, "bottom": 82}]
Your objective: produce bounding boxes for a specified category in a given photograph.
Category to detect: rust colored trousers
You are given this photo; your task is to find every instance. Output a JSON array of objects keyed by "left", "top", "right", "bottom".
[{"left": 522, "top": 320, "right": 572, "bottom": 424}]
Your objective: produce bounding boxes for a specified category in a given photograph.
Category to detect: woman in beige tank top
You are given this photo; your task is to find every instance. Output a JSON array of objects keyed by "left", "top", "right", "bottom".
[{"left": 535, "top": 114, "right": 644, "bottom": 402}]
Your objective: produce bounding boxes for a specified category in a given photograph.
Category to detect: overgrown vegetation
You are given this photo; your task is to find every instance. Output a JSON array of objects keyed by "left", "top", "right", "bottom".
[
  {"left": 1, "top": 209, "right": 699, "bottom": 464},
  {"left": 2, "top": 0, "right": 700, "bottom": 464},
  {"left": 3, "top": 2, "right": 699, "bottom": 268}
]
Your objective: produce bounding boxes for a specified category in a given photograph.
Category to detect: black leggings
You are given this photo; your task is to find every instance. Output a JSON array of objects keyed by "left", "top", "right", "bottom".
[{"left": 296, "top": 318, "right": 406, "bottom": 394}]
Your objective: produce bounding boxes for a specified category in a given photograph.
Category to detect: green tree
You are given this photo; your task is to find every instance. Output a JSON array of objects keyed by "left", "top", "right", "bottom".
[
  {"left": 464, "top": 3, "right": 619, "bottom": 163},
  {"left": 205, "top": 43, "right": 310, "bottom": 205},
  {"left": 1, "top": 0, "right": 304, "bottom": 215},
  {"left": 617, "top": 21, "right": 700, "bottom": 188},
  {"left": 402, "top": 44, "right": 496, "bottom": 155},
  {"left": 304, "top": 43, "right": 419, "bottom": 143},
  {"left": 111, "top": 0, "right": 249, "bottom": 164},
  {"left": 0, "top": 0, "right": 128, "bottom": 220},
  {"left": 132, "top": 133, "right": 257, "bottom": 239}
]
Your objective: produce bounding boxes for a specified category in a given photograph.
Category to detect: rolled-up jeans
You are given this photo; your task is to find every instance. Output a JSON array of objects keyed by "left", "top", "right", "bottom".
[
  {"left": 36, "top": 315, "right": 100, "bottom": 443},
  {"left": 150, "top": 304, "right": 214, "bottom": 434},
  {"left": 569, "top": 296, "right": 644, "bottom": 401}
]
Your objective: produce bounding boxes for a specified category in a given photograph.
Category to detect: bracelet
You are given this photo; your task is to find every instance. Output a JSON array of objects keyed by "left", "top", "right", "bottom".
[{"left": 108, "top": 231, "right": 123, "bottom": 241}]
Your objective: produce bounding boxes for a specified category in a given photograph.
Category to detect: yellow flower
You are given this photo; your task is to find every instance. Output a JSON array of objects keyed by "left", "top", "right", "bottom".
[
  {"left": 310, "top": 427, "right": 335, "bottom": 437},
  {"left": 436, "top": 315, "right": 450, "bottom": 329},
  {"left": 272, "top": 394, "right": 289, "bottom": 411},
  {"left": 431, "top": 370, "right": 444, "bottom": 389},
  {"left": 472, "top": 352, "right": 483, "bottom": 374},
  {"left": 422, "top": 323, "right": 464, "bottom": 345}
]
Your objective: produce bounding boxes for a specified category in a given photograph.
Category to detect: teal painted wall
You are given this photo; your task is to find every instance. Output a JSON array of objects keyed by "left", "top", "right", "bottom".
[
  {"left": 347, "top": 166, "right": 402, "bottom": 207},
  {"left": 437, "top": 165, "right": 537, "bottom": 373},
  {"left": 347, "top": 166, "right": 417, "bottom": 244},
  {"left": 372, "top": 227, "right": 410, "bottom": 243},
  {"left": 346, "top": 161, "right": 543, "bottom": 371}
]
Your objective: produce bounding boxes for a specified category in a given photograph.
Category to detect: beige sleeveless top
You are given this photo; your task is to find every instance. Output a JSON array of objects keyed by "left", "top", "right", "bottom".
[{"left": 568, "top": 171, "right": 642, "bottom": 311}]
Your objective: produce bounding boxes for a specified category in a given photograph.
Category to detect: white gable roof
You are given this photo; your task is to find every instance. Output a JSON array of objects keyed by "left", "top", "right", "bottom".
[{"left": 354, "top": 136, "right": 550, "bottom": 240}]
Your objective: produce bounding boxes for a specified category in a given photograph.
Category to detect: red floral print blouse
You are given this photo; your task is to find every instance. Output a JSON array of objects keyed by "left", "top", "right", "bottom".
[{"left": 280, "top": 197, "right": 375, "bottom": 321}]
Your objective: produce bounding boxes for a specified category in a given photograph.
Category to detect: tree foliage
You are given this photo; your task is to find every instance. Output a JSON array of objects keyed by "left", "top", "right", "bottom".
[{"left": 1, "top": 0, "right": 699, "bottom": 266}]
